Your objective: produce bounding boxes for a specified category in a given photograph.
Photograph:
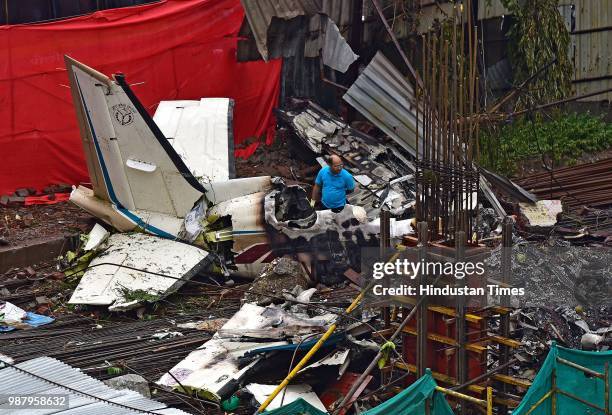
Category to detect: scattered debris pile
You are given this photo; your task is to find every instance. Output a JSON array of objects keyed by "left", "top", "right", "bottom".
[
  {"left": 0, "top": 183, "right": 72, "bottom": 207},
  {"left": 158, "top": 301, "right": 346, "bottom": 404},
  {"left": 277, "top": 98, "right": 416, "bottom": 218},
  {"left": 243, "top": 257, "right": 311, "bottom": 305}
]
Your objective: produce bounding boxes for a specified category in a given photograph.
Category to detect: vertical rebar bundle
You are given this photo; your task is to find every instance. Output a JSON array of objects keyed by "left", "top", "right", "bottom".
[{"left": 415, "top": 0, "right": 480, "bottom": 242}]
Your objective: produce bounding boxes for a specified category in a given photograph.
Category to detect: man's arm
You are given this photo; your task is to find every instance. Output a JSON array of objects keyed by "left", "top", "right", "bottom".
[
  {"left": 311, "top": 183, "right": 321, "bottom": 202},
  {"left": 345, "top": 173, "right": 355, "bottom": 194},
  {"left": 311, "top": 169, "right": 323, "bottom": 206}
]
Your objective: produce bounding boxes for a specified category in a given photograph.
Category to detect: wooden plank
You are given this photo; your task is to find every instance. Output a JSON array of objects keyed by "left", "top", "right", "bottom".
[
  {"left": 492, "top": 374, "right": 532, "bottom": 389},
  {"left": 402, "top": 326, "right": 487, "bottom": 354},
  {"left": 389, "top": 297, "right": 483, "bottom": 323},
  {"left": 488, "top": 335, "right": 522, "bottom": 348}
]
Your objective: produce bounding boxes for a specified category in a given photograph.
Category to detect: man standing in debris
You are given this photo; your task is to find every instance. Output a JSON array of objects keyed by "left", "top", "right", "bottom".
[{"left": 311, "top": 155, "right": 355, "bottom": 212}]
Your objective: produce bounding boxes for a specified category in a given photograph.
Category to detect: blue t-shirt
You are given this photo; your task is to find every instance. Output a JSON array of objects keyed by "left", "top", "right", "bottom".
[{"left": 315, "top": 166, "right": 355, "bottom": 209}]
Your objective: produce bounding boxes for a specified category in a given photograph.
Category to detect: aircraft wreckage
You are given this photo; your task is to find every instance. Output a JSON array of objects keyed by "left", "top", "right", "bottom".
[{"left": 63, "top": 57, "right": 413, "bottom": 310}]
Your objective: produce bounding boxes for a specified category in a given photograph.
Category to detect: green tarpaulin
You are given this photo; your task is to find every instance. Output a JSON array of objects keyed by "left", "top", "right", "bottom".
[
  {"left": 264, "top": 370, "right": 455, "bottom": 415},
  {"left": 513, "top": 342, "right": 612, "bottom": 415},
  {"left": 263, "top": 398, "right": 327, "bottom": 415},
  {"left": 362, "top": 370, "right": 455, "bottom": 415}
]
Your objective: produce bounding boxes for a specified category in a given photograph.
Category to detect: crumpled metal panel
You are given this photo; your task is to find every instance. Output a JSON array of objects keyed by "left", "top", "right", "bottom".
[
  {"left": 322, "top": 15, "right": 359, "bottom": 72},
  {"left": 343, "top": 51, "right": 421, "bottom": 157},
  {"left": 0, "top": 357, "right": 192, "bottom": 414},
  {"left": 238, "top": 0, "right": 353, "bottom": 61},
  {"left": 240, "top": 0, "right": 321, "bottom": 60}
]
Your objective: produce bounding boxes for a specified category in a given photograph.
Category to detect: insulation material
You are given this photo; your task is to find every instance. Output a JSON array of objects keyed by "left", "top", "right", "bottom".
[
  {"left": 519, "top": 200, "right": 563, "bottom": 228},
  {"left": 246, "top": 383, "right": 327, "bottom": 412},
  {"left": 0, "top": 0, "right": 281, "bottom": 195}
]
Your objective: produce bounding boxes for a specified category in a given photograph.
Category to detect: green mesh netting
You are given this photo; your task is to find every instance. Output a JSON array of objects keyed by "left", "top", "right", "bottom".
[{"left": 513, "top": 342, "right": 612, "bottom": 415}]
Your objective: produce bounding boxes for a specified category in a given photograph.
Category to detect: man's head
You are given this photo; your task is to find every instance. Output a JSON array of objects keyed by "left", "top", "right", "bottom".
[{"left": 330, "top": 155, "right": 344, "bottom": 175}]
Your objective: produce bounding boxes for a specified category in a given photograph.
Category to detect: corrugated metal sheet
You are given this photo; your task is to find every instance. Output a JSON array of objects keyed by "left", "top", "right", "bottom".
[
  {"left": 240, "top": 0, "right": 353, "bottom": 60},
  {"left": 342, "top": 51, "right": 420, "bottom": 156},
  {"left": 0, "top": 357, "right": 192, "bottom": 414},
  {"left": 321, "top": 0, "right": 353, "bottom": 30},
  {"left": 479, "top": 0, "right": 612, "bottom": 102},
  {"left": 573, "top": 0, "right": 612, "bottom": 101},
  {"left": 237, "top": 1, "right": 354, "bottom": 63},
  {"left": 343, "top": 51, "right": 506, "bottom": 217},
  {"left": 477, "top": 0, "right": 510, "bottom": 20}
]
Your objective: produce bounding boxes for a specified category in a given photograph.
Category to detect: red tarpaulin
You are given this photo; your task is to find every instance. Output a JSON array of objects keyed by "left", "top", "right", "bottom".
[{"left": 0, "top": 0, "right": 281, "bottom": 195}]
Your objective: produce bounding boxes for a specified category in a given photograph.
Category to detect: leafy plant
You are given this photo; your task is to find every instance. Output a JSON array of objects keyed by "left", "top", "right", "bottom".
[
  {"left": 501, "top": 0, "right": 572, "bottom": 108},
  {"left": 116, "top": 286, "right": 161, "bottom": 303},
  {"left": 480, "top": 112, "right": 612, "bottom": 175},
  {"left": 107, "top": 366, "right": 123, "bottom": 376}
]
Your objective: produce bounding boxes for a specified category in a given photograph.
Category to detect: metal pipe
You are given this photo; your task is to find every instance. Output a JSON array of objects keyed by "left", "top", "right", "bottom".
[
  {"left": 455, "top": 231, "right": 467, "bottom": 390},
  {"left": 435, "top": 386, "right": 487, "bottom": 406},
  {"left": 509, "top": 87, "right": 612, "bottom": 117},
  {"left": 556, "top": 356, "right": 605, "bottom": 379},
  {"left": 556, "top": 388, "right": 606, "bottom": 412},
  {"left": 450, "top": 358, "right": 518, "bottom": 392},
  {"left": 417, "top": 221, "right": 429, "bottom": 377},
  {"left": 523, "top": 389, "right": 553, "bottom": 415},
  {"left": 336, "top": 230, "right": 441, "bottom": 414},
  {"left": 256, "top": 282, "right": 370, "bottom": 413},
  {"left": 368, "top": 0, "right": 423, "bottom": 89}
]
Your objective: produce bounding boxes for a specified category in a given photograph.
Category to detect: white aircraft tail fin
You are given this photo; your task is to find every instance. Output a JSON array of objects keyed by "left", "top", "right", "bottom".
[{"left": 65, "top": 56, "right": 205, "bottom": 234}]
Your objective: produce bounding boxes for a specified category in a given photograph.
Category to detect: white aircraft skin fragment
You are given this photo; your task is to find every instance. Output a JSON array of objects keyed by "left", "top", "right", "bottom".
[{"left": 68, "top": 233, "right": 211, "bottom": 310}]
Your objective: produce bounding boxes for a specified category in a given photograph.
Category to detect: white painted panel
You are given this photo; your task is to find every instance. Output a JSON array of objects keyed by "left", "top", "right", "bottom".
[
  {"left": 69, "top": 233, "right": 210, "bottom": 310},
  {"left": 154, "top": 98, "right": 232, "bottom": 182},
  {"left": 246, "top": 383, "right": 327, "bottom": 412}
]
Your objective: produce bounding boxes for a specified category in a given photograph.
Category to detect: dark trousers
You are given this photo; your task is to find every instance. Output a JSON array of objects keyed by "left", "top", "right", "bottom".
[{"left": 315, "top": 200, "right": 345, "bottom": 213}]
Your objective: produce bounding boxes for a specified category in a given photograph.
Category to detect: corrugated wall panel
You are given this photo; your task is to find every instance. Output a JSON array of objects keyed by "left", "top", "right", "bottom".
[
  {"left": 477, "top": 0, "right": 509, "bottom": 20},
  {"left": 573, "top": 0, "right": 612, "bottom": 101},
  {"left": 479, "top": 0, "right": 611, "bottom": 102}
]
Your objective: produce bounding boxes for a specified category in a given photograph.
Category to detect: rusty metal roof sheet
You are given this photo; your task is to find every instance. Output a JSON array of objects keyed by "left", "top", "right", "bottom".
[{"left": 514, "top": 158, "right": 612, "bottom": 211}]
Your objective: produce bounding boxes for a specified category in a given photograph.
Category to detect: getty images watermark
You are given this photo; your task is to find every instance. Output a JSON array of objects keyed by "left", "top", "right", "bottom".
[
  {"left": 359, "top": 246, "right": 525, "bottom": 308},
  {"left": 371, "top": 258, "right": 524, "bottom": 297},
  {"left": 360, "top": 243, "right": 611, "bottom": 309}
]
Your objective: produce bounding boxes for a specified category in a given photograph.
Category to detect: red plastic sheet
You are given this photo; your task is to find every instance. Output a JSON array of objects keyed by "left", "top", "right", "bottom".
[
  {"left": 0, "top": 0, "right": 281, "bottom": 195},
  {"left": 25, "top": 193, "right": 71, "bottom": 205}
]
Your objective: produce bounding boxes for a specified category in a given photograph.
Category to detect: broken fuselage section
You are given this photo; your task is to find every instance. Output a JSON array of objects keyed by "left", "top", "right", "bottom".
[{"left": 65, "top": 57, "right": 412, "bottom": 284}]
